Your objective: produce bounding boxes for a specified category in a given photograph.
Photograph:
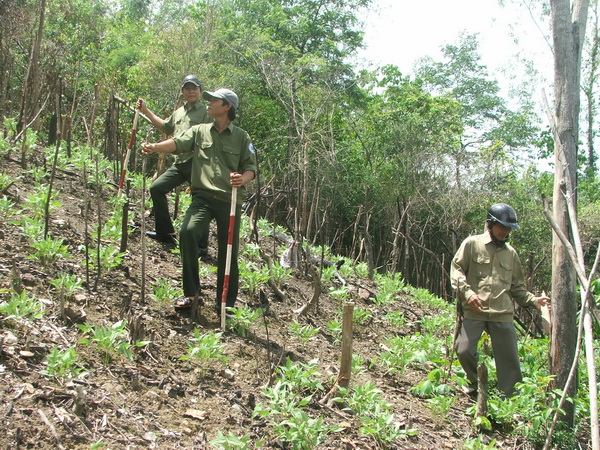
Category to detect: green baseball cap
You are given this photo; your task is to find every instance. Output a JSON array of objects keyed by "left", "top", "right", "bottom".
[
  {"left": 203, "top": 88, "right": 239, "bottom": 110},
  {"left": 181, "top": 75, "right": 202, "bottom": 89}
]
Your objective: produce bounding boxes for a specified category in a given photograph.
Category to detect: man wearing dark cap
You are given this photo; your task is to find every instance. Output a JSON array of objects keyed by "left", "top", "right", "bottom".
[
  {"left": 141, "top": 88, "right": 257, "bottom": 313},
  {"left": 450, "top": 203, "right": 551, "bottom": 398},
  {"left": 137, "top": 75, "right": 212, "bottom": 246}
]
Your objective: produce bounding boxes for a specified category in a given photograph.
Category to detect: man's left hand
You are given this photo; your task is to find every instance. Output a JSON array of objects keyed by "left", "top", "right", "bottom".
[{"left": 534, "top": 295, "right": 551, "bottom": 311}]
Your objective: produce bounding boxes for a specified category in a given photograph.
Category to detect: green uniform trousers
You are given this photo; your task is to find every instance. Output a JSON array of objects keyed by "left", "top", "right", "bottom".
[
  {"left": 180, "top": 193, "right": 241, "bottom": 310},
  {"left": 149, "top": 160, "right": 192, "bottom": 235},
  {"left": 455, "top": 318, "right": 522, "bottom": 397},
  {"left": 149, "top": 160, "right": 208, "bottom": 249}
]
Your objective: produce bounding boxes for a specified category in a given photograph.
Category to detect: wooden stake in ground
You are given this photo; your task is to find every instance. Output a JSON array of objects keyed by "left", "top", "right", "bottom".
[{"left": 339, "top": 302, "right": 355, "bottom": 388}]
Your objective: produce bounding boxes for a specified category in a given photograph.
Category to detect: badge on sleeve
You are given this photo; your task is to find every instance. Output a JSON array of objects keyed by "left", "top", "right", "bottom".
[{"left": 248, "top": 143, "right": 255, "bottom": 154}]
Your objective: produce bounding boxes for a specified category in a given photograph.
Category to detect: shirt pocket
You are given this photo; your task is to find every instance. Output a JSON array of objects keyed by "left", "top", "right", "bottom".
[
  {"left": 195, "top": 138, "right": 212, "bottom": 161},
  {"left": 221, "top": 145, "right": 241, "bottom": 170},
  {"left": 472, "top": 255, "right": 491, "bottom": 278},
  {"left": 498, "top": 260, "right": 513, "bottom": 283}
]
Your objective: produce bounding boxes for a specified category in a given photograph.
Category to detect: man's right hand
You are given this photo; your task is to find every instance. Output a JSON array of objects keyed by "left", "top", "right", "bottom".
[
  {"left": 136, "top": 98, "right": 148, "bottom": 113},
  {"left": 467, "top": 294, "right": 484, "bottom": 313}
]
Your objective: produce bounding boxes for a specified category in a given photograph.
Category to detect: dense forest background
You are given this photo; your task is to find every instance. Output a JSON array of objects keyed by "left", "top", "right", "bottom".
[{"left": 1, "top": 0, "right": 599, "bottom": 297}]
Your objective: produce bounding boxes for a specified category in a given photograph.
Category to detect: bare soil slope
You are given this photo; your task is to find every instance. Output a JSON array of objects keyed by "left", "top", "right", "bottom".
[{"left": 0, "top": 153, "right": 493, "bottom": 449}]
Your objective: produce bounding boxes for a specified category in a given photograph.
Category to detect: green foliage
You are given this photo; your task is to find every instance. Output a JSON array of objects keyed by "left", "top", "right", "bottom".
[
  {"left": 240, "top": 241, "right": 261, "bottom": 259},
  {"left": 379, "top": 334, "right": 446, "bottom": 374},
  {"left": 276, "top": 358, "right": 324, "bottom": 395},
  {"left": 239, "top": 260, "right": 270, "bottom": 297},
  {"left": 426, "top": 395, "right": 456, "bottom": 418},
  {"left": 383, "top": 310, "right": 406, "bottom": 329},
  {"left": 334, "top": 383, "right": 418, "bottom": 444},
  {"left": 352, "top": 307, "right": 373, "bottom": 326},
  {"left": 269, "top": 261, "right": 292, "bottom": 286},
  {"left": 226, "top": 306, "right": 263, "bottom": 338},
  {"left": 84, "top": 245, "right": 126, "bottom": 274},
  {"left": 289, "top": 320, "right": 320, "bottom": 345},
  {"left": 411, "top": 368, "right": 453, "bottom": 398},
  {"left": 272, "top": 409, "right": 339, "bottom": 449},
  {"left": 28, "top": 236, "right": 71, "bottom": 269},
  {"left": 78, "top": 320, "right": 144, "bottom": 363},
  {"left": 180, "top": 329, "right": 227, "bottom": 364},
  {"left": 461, "top": 436, "right": 497, "bottom": 449},
  {"left": 253, "top": 357, "right": 334, "bottom": 448},
  {"left": 326, "top": 318, "right": 342, "bottom": 344},
  {"left": 327, "top": 285, "right": 349, "bottom": 304},
  {"left": 0, "top": 173, "right": 19, "bottom": 193},
  {"left": 210, "top": 430, "right": 252, "bottom": 449},
  {"left": 373, "top": 272, "right": 404, "bottom": 305},
  {"left": 0, "top": 290, "right": 45, "bottom": 322},
  {"left": 40, "top": 346, "right": 87, "bottom": 380},
  {"left": 23, "top": 186, "right": 61, "bottom": 220},
  {"left": 15, "top": 216, "right": 45, "bottom": 242},
  {"left": 0, "top": 196, "right": 19, "bottom": 219},
  {"left": 420, "top": 314, "right": 455, "bottom": 337},
  {"left": 50, "top": 273, "right": 83, "bottom": 300},
  {"left": 151, "top": 278, "right": 182, "bottom": 304}
]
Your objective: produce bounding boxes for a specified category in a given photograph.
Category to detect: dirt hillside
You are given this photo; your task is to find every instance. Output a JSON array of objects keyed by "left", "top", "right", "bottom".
[{"left": 0, "top": 152, "right": 500, "bottom": 449}]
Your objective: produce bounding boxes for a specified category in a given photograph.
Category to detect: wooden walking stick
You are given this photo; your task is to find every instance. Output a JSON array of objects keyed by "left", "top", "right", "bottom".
[
  {"left": 118, "top": 108, "right": 140, "bottom": 195},
  {"left": 221, "top": 186, "right": 238, "bottom": 329}
]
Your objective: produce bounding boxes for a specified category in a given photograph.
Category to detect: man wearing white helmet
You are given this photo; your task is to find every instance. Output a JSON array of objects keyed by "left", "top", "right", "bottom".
[
  {"left": 141, "top": 89, "right": 257, "bottom": 312},
  {"left": 450, "top": 203, "right": 551, "bottom": 397}
]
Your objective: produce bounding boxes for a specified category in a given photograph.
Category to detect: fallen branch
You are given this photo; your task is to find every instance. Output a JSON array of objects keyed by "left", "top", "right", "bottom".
[
  {"left": 37, "top": 409, "right": 65, "bottom": 450},
  {"left": 294, "top": 264, "right": 321, "bottom": 316}
]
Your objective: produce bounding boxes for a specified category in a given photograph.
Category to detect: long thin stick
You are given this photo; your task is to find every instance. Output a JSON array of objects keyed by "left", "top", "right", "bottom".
[
  {"left": 141, "top": 155, "right": 147, "bottom": 304},
  {"left": 221, "top": 187, "right": 238, "bottom": 329},
  {"left": 118, "top": 109, "right": 140, "bottom": 195}
]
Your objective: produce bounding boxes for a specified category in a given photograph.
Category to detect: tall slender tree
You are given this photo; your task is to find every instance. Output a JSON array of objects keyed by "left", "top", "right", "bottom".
[{"left": 549, "top": 0, "right": 589, "bottom": 426}]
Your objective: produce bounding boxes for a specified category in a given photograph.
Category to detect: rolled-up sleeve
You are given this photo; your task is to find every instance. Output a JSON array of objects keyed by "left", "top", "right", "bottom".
[{"left": 172, "top": 126, "right": 196, "bottom": 155}]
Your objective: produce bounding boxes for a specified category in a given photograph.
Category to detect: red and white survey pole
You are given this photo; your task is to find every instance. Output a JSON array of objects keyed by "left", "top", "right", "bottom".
[
  {"left": 221, "top": 186, "right": 238, "bottom": 329},
  {"left": 117, "top": 108, "right": 140, "bottom": 196}
]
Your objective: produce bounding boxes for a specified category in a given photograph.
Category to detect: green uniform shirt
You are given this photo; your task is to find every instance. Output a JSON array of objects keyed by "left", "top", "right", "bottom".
[
  {"left": 173, "top": 123, "right": 257, "bottom": 204},
  {"left": 163, "top": 102, "right": 211, "bottom": 164},
  {"left": 450, "top": 232, "right": 535, "bottom": 322}
]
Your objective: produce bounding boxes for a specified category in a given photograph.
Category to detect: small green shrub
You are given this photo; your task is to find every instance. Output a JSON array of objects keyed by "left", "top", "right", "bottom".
[
  {"left": 226, "top": 306, "right": 263, "bottom": 338},
  {"left": 78, "top": 320, "right": 146, "bottom": 363},
  {"left": 151, "top": 278, "right": 182, "bottom": 304},
  {"left": 326, "top": 318, "right": 342, "bottom": 345},
  {"left": 289, "top": 320, "right": 320, "bottom": 345},
  {"left": 28, "top": 236, "right": 71, "bottom": 269},
  {"left": 210, "top": 430, "right": 252, "bottom": 449},
  {"left": 239, "top": 260, "right": 269, "bottom": 297},
  {"left": 50, "top": 273, "right": 83, "bottom": 301},
  {"left": 40, "top": 346, "right": 87, "bottom": 380},
  {"left": 334, "top": 383, "right": 418, "bottom": 444},
  {"left": 0, "top": 290, "right": 45, "bottom": 321},
  {"left": 384, "top": 310, "right": 406, "bottom": 329},
  {"left": 352, "top": 307, "right": 373, "bottom": 326},
  {"left": 180, "top": 329, "right": 227, "bottom": 365},
  {"left": 0, "top": 196, "right": 19, "bottom": 219}
]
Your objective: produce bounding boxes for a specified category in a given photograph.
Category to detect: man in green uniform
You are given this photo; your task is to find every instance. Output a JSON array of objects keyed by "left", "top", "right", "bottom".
[
  {"left": 137, "top": 74, "right": 212, "bottom": 247},
  {"left": 450, "top": 203, "right": 551, "bottom": 397},
  {"left": 141, "top": 88, "right": 257, "bottom": 312}
]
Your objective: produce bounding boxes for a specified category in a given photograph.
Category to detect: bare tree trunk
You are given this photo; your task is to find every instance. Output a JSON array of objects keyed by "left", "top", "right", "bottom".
[
  {"left": 584, "top": 3, "right": 599, "bottom": 175},
  {"left": 549, "top": 0, "right": 589, "bottom": 426},
  {"left": 18, "top": 0, "right": 46, "bottom": 132}
]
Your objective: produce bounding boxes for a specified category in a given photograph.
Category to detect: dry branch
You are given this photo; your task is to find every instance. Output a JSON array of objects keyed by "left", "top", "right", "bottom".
[{"left": 542, "top": 196, "right": 600, "bottom": 450}]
